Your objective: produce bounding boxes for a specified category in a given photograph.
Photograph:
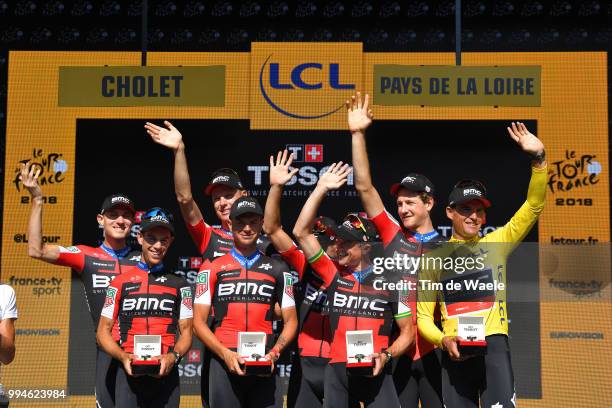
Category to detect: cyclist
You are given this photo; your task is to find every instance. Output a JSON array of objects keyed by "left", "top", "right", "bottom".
[
  {"left": 146, "top": 120, "right": 247, "bottom": 407},
  {"left": 293, "top": 163, "right": 415, "bottom": 407},
  {"left": 146, "top": 121, "right": 246, "bottom": 261},
  {"left": 98, "top": 208, "right": 193, "bottom": 408},
  {"left": 347, "top": 92, "right": 445, "bottom": 407},
  {"left": 263, "top": 150, "right": 340, "bottom": 408},
  {"left": 20, "top": 162, "right": 139, "bottom": 407},
  {"left": 417, "top": 122, "right": 546, "bottom": 407},
  {"left": 193, "top": 196, "right": 298, "bottom": 408}
]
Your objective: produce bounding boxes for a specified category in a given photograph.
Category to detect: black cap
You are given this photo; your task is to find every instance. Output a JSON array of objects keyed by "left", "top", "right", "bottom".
[
  {"left": 333, "top": 214, "right": 379, "bottom": 243},
  {"left": 390, "top": 173, "right": 435, "bottom": 196},
  {"left": 204, "top": 168, "right": 244, "bottom": 196},
  {"left": 140, "top": 207, "right": 175, "bottom": 235},
  {"left": 100, "top": 193, "right": 135, "bottom": 215},
  {"left": 229, "top": 197, "right": 263, "bottom": 220},
  {"left": 448, "top": 180, "right": 491, "bottom": 208}
]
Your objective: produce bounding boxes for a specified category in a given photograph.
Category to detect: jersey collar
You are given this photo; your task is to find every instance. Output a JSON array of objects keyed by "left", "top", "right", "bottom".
[
  {"left": 137, "top": 260, "right": 165, "bottom": 274},
  {"left": 352, "top": 265, "right": 374, "bottom": 283},
  {"left": 230, "top": 248, "right": 262, "bottom": 269},
  {"left": 408, "top": 230, "right": 440, "bottom": 243},
  {"left": 100, "top": 244, "right": 131, "bottom": 259}
]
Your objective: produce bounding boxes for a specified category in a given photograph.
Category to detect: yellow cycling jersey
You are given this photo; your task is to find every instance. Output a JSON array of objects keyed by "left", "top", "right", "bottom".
[{"left": 417, "top": 165, "right": 547, "bottom": 347}]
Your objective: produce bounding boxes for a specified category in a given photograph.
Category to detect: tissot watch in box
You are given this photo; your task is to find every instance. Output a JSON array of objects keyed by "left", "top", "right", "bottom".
[
  {"left": 238, "top": 332, "right": 271, "bottom": 376},
  {"left": 346, "top": 330, "right": 374, "bottom": 376},
  {"left": 457, "top": 316, "right": 487, "bottom": 357},
  {"left": 131, "top": 335, "right": 162, "bottom": 376}
]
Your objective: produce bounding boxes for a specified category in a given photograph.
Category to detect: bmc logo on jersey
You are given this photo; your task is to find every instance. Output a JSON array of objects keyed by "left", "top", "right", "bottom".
[
  {"left": 218, "top": 281, "right": 274, "bottom": 297},
  {"left": 251, "top": 43, "right": 362, "bottom": 127},
  {"left": 123, "top": 297, "right": 174, "bottom": 312}
]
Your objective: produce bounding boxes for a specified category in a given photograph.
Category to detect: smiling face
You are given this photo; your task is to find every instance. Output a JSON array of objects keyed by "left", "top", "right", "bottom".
[
  {"left": 446, "top": 200, "right": 487, "bottom": 240},
  {"left": 396, "top": 188, "right": 433, "bottom": 231},
  {"left": 137, "top": 227, "right": 174, "bottom": 266},
  {"left": 211, "top": 185, "right": 246, "bottom": 224},
  {"left": 97, "top": 206, "right": 134, "bottom": 242},
  {"left": 230, "top": 213, "right": 263, "bottom": 249}
]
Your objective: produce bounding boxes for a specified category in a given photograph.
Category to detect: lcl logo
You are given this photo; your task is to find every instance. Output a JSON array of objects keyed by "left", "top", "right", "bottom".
[{"left": 259, "top": 55, "right": 355, "bottom": 119}]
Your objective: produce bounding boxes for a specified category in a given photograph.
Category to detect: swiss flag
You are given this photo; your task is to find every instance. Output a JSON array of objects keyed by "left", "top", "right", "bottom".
[
  {"left": 187, "top": 349, "right": 201, "bottom": 363},
  {"left": 135, "top": 211, "right": 145, "bottom": 223},
  {"left": 190, "top": 257, "right": 203, "bottom": 269},
  {"left": 305, "top": 144, "right": 323, "bottom": 163}
]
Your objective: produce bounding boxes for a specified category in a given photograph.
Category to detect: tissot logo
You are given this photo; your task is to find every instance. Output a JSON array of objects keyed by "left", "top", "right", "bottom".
[{"left": 259, "top": 55, "right": 355, "bottom": 119}]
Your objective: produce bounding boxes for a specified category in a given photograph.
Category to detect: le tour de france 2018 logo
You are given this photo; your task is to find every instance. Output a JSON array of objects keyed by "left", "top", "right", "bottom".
[{"left": 259, "top": 54, "right": 355, "bottom": 119}]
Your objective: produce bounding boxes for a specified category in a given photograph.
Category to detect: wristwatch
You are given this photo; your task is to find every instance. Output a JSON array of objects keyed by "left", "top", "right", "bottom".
[
  {"left": 531, "top": 149, "right": 546, "bottom": 163},
  {"left": 171, "top": 351, "right": 182, "bottom": 364},
  {"left": 381, "top": 350, "right": 393, "bottom": 364}
]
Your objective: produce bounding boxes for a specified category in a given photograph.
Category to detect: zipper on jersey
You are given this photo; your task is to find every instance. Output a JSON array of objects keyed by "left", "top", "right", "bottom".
[
  {"left": 245, "top": 264, "right": 249, "bottom": 333},
  {"left": 319, "top": 315, "right": 326, "bottom": 357}
]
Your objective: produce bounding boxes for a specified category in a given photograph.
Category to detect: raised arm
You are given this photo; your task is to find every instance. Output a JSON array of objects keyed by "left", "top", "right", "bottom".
[
  {"left": 264, "top": 150, "right": 299, "bottom": 253},
  {"left": 146, "top": 121, "right": 204, "bottom": 226},
  {"left": 347, "top": 92, "right": 385, "bottom": 218},
  {"left": 292, "top": 162, "right": 351, "bottom": 260},
  {"left": 20, "top": 162, "right": 60, "bottom": 262},
  {"left": 486, "top": 122, "right": 547, "bottom": 245}
]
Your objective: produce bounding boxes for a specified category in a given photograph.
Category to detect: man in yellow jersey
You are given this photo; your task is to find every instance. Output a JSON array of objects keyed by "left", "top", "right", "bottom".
[{"left": 417, "top": 122, "right": 546, "bottom": 407}]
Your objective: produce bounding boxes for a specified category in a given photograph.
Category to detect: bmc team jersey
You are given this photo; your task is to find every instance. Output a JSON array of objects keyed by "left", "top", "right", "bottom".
[
  {"left": 280, "top": 244, "right": 332, "bottom": 359},
  {"left": 418, "top": 166, "right": 547, "bottom": 346},
  {"left": 101, "top": 262, "right": 193, "bottom": 354},
  {"left": 54, "top": 245, "right": 140, "bottom": 330},
  {"left": 308, "top": 250, "right": 411, "bottom": 364},
  {"left": 370, "top": 211, "right": 445, "bottom": 360},
  {"left": 194, "top": 248, "right": 295, "bottom": 349},
  {"left": 187, "top": 220, "right": 234, "bottom": 261}
]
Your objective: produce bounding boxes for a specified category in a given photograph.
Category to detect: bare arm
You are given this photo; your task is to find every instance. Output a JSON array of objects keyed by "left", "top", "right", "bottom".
[
  {"left": 0, "top": 318, "right": 16, "bottom": 365},
  {"left": 96, "top": 316, "right": 134, "bottom": 375},
  {"left": 347, "top": 93, "right": 385, "bottom": 218},
  {"left": 264, "top": 150, "right": 300, "bottom": 253},
  {"left": 20, "top": 163, "right": 60, "bottom": 262},
  {"left": 193, "top": 304, "right": 245, "bottom": 375},
  {"left": 145, "top": 121, "right": 204, "bottom": 226},
  {"left": 265, "top": 306, "right": 298, "bottom": 365},
  {"left": 293, "top": 162, "right": 351, "bottom": 260},
  {"left": 157, "top": 318, "right": 193, "bottom": 377}
]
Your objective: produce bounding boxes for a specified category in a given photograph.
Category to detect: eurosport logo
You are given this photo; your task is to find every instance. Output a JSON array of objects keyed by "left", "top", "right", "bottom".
[{"left": 259, "top": 55, "right": 355, "bottom": 119}]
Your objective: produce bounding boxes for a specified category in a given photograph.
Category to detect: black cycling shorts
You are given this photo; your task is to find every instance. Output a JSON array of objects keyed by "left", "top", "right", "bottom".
[
  {"left": 95, "top": 347, "right": 120, "bottom": 408},
  {"left": 286, "top": 356, "right": 329, "bottom": 408},
  {"left": 209, "top": 354, "right": 276, "bottom": 408},
  {"left": 392, "top": 348, "right": 443, "bottom": 408},
  {"left": 441, "top": 334, "right": 516, "bottom": 408},
  {"left": 324, "top": 362, "right": 400, "bottom": 408},
  {"left": 115, "top": 365, "right": 179, "bottom": 408}
]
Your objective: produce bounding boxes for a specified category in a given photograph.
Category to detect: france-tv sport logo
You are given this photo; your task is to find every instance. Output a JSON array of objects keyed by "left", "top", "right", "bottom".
[{"left": 251, "top": 43, "right": 363, "bottom": 128}]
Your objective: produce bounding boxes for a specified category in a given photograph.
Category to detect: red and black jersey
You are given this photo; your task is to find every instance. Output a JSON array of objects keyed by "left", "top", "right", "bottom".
[
  {"left": 54, "top": 244, "right": 140, "bottom": 333},
  {"left": 308, "top": 250, "right": 410, "bottom": 364},
  {"left": 101, "top": 262, "right": 193, "bottom": 354},
  {"left": 194, "top": 248, "right": 296, "bottom": 350},
  {"left": 280, "top": 244, "right": 332, "bottom": 359},
  {"left": 370, "top": 210, "right": 446, "bottom": 360},
  {"left": 186, "top": 220, "right": 233, "bottom": 261}
]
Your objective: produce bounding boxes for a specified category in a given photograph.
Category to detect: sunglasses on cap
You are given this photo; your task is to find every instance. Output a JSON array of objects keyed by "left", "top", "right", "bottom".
[
  {"left": 453, "top": 179, "right": 487, "bottom": 195},
  {"left": 345, "top": 213, "right": 367, "bottom": 235},
  {"left": 142, "top": 207, "right": 174, "bottom": 222}
]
